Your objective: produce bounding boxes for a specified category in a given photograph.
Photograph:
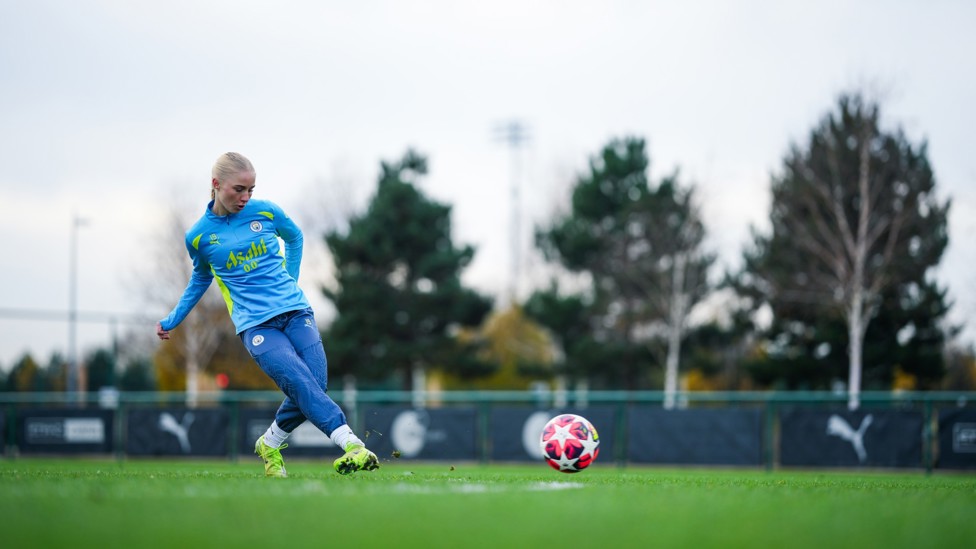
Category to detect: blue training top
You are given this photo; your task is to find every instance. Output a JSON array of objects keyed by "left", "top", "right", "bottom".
[{"left": 159, "top": 198, "right": 310, "bottom": 334}]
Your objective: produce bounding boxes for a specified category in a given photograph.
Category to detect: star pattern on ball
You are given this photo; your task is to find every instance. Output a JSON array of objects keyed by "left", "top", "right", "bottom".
[
  {"left": 550, "top": 421, "right": 576, "bottom": 446},
  {"left": 553, "top": 453, "right": 580, "bottom": 471},
  {"left": 540, "top": 414, "right": 600, "bottom": 473},
  {"left": 579, "top": 433, "right": 599, "bottom": 457}
]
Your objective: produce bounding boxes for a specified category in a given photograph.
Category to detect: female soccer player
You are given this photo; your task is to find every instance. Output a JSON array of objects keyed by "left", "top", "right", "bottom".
[{"left": 156, "top": 152, "right": 378, "bottom": 477}]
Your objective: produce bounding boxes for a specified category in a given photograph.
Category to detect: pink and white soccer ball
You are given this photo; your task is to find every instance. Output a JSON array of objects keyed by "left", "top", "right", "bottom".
[{"left": 539, "top": 413, "right": 600, "bottom": 473}]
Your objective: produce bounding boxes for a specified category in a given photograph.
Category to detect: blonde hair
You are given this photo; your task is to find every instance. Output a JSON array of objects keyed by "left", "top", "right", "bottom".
[{"left": 211, "top": 152, "right": 255, "bottom": 199}]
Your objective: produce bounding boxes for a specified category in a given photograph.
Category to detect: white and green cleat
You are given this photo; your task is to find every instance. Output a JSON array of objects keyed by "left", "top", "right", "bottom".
[
  {"left": 333, "top": 443, "right": 379, "bottom": 475},
  {"left": 254, "top": 436, "right": 288, "bottom": 478}
]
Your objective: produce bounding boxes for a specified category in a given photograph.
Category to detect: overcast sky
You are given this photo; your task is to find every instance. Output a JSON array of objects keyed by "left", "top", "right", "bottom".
[{"left": 1, "top": 0, "right": 973, "bottom": 369}]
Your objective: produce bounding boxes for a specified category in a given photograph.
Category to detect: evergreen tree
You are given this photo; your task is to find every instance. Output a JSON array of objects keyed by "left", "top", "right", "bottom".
[
  {"left": 942, "top": 344, "right": 976, "bottom": 391},
  {"left": 119, "top": 358, "right": 158, "bottom": 391},
  {"left": 323, "top": 150, "right": 494, "bottom": 388},
  {"left": 440, "top": 306, "right": 555, "bottom": 389},
  {"left": 523, "top": 282, "right": 594, "bottom": 381},
  {"left": 7, "top": 353, "right": 52, "bottom": 392},
  {"left": 533, "top": 137, "right": 713, "bottom": 393},
  {"left": 737, "top": 92, "right": 952, "bottom": 404},
  {"left": 86, "top": 348, "right": 116, "bottom": 390},
  {"left": 44, "top": 352, "right": 68, "bottom": 392}
]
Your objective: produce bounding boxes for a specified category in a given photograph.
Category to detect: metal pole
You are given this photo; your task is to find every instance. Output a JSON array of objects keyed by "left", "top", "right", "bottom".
[
  {"left": 493, "top": 120, "right": 530, "bottom": 305},
  {"left": 68, "top": 213, "right": 87, "bottom": 400},
  {"left": 68, "top": 214, "right": 78, "bottom": 395},
  {"left": 923, "top": 397, "right": 933, "bottom": 475},
  {"left": 764, "top": 399, "right": 776, "bottom": 472},
  {"left": 509, "top": 122, "right": 522, "bottom": 304}
]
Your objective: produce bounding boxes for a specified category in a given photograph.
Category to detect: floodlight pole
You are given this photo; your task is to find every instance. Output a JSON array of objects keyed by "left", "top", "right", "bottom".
[
  {"left": 67, "top": 213, "right": 87, "bottom": 399},
  {"left": 494, "top": 120, "right": 530, "bottom": 305}
]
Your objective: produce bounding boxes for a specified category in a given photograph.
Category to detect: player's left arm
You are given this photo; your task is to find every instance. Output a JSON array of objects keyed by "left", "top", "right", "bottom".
[
  {"left": 157, "top": 233, "right": 215, "bottom": 335},
  {"left": 272, "top": 202, "right": 304, "bottom": 280}
]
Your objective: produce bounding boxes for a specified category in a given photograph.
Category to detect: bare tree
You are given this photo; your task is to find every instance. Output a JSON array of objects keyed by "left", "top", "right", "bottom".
[
  {"left": 617, "top": 184, "right": 712, "bottom": 408},
  {"left": 534, "top": 138, "right": 713, "bottom": 394},
  {"left": 132, "top": 204, "right": 231, "bottom": 405},
  {"left": 745, "top": 93, "right": 950, "bottom": 409}
]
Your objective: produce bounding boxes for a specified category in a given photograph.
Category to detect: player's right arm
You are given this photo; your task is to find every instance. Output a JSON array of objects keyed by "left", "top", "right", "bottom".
[{"left": 156, "top": 233, "right": 214, "bottom": 337}]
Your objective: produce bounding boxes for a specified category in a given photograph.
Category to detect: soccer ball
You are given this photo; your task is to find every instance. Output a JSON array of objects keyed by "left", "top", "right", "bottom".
[{"left": 539, "top": 414, "right": 600, "bottom": 473}]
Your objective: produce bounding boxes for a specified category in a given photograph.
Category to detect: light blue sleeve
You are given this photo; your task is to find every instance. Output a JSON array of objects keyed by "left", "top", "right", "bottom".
[
  {"left": 158, "top": 235, "right": 214, "bottom": 331},
  {"left": 272, "top": 202, "right": 304, "bottom": 281}
]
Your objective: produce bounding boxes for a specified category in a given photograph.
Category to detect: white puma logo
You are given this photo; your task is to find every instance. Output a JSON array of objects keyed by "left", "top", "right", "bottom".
[
  {"left": 827, "top": 414, "right": 873, "bottom": 463},
  {"left": 159, "top": 412, "right": 195, "bottom": 453}
]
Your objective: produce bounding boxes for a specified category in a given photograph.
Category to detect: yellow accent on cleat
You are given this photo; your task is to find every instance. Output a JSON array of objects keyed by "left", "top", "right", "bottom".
[
  {"left": 333, "top": 443, "right": 379, "bottom": 475},
  {"left": 255, "top": 436, "right": 288, "bottom": 478}
]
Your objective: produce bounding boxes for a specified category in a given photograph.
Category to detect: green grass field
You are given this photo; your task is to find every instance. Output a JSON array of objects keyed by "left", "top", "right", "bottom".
[{"left": 2, "top": 458, "right": 974, "bottom": 548}]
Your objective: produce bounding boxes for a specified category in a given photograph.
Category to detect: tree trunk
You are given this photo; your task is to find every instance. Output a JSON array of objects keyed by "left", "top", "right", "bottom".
[
  {"left": 554, "top": 374, "right": 568, "bottom": 408},
  {"left": 342, "top": 374, "right": 358, "bottom": 428},
  {"left": 663, "top": 254, "right": 688, "bottom": 409},
  {"left": 186, "top": 356, "right": 199, "bottom": 408},
  {"left": 574, "top": 378, "right": 589, "bottom": 408},
  {"left": 847, "top": 291, "right": 864, "bottom": 410},
  {"left": 183, "top": 317, "right": 218, "bottom": 408},
  {"left": 663, "top": 328, "right": 681, "bottom": 409},
  {"left": 847, "top": 133, "right": 871, "bottom": 411},
  {"left": 411, "top": 365, "right": 426, "bottom": 408}
]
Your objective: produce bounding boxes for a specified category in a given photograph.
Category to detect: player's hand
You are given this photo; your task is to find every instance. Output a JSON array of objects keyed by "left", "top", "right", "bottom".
[{"left": 156, "top": 322, "right": 171, "bottom": 340}]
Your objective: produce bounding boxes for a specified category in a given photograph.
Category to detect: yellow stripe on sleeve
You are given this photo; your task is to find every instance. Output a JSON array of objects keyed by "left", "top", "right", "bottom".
[{"left": 212, "top": 269, "right": 234, "bottom": 317}]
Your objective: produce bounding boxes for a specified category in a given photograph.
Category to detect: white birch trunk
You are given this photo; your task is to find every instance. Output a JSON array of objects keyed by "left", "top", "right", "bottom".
[
  {"left": 186, "top": 356, "right": 200, "bottom": 408},
  {"left": 847, "top": 135, "right": 871, "bottom": 411},
  {"left": 663, "top": 327, "right": 681, "bottom": 410},
  {"left": 343, "top": 374, "right": 358, "bottom": 426},
  {"left": 411, "top": 366, "right": 426, "bottom": 408},
  {"left": 663, "top": 254, "right": 688, "bottom": 410},
  {"left": 574, "top": 378, "right": 589, "bottom": 408},
  {"left": 847, "top": 299, "right": 864, "bottom": 410},
  {"left": 554, "top": 374, "right": 568, "bottom": 409},
  {"left": 183, "top": 313, "right": 220, "bottom": 408}
]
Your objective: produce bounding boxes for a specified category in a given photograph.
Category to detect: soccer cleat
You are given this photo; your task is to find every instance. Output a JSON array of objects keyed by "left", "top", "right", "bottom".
[
  {"left": 333, "top": 443, "right": 379, "bottom": 475},
  {"left": 254, "top": 436, "right": 288, "bottom": 478}
]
